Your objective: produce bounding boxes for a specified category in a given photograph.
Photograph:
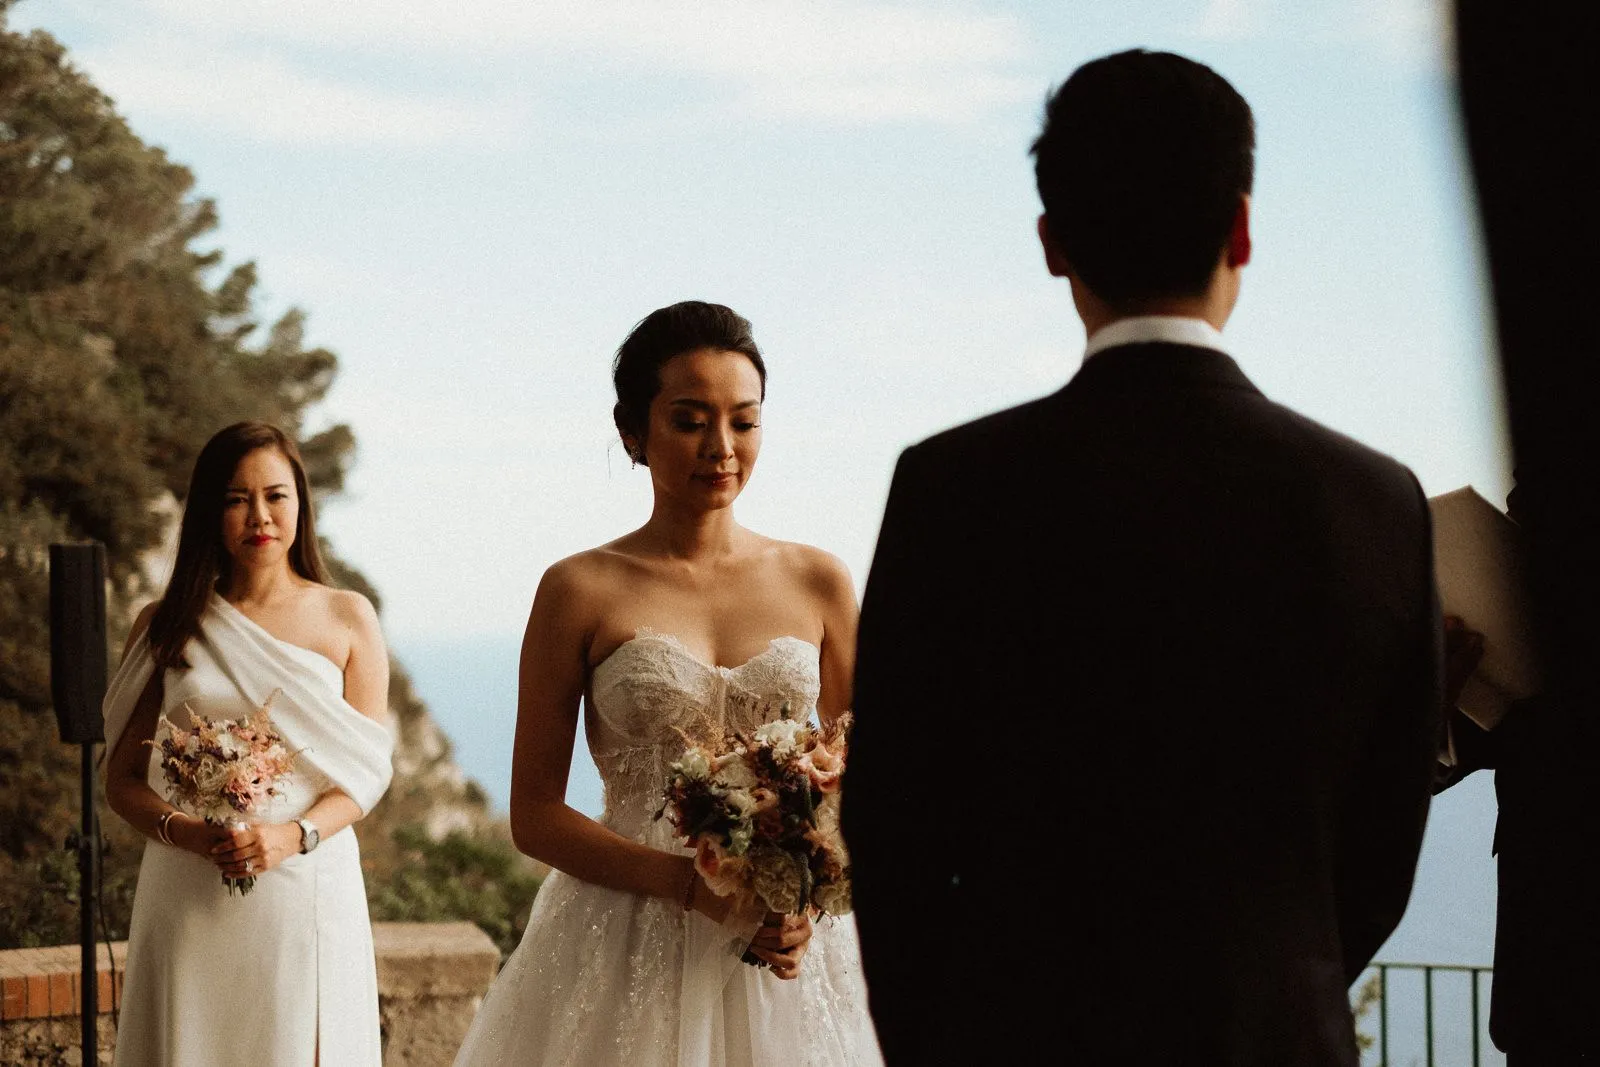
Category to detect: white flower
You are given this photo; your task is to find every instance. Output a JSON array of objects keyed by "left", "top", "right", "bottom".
[
  {"left": 674, "top": 749, "right": 711, "bottom": 781},
  {"left": 814, "top": 792, "right": 842, "bottom": 837},
  {"left": 193, "top": 755, "right": 230, "bottom": 797},
  {"left": 814, "top": 878, "right": 853, "bottom": 917},
  {"left": 753, "top": 719, "right": 805, "bottom": 760},
  {"left": 711, "top": 757, "right": 757, "bottom": 790},
  {"left": 723, "top": 788, "right": 759, "bottom": 819},
  {"left": 748, "top": 845, "right": 806, "bottom": 914}
]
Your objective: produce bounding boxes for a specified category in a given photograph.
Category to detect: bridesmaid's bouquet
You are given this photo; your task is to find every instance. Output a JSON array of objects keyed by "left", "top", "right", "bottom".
[
  {"left": 149, "top": 694, "right": 297, "bottom": 896},
  {"left": 658, "top": 707, "right": 854, "bottom": 928}
]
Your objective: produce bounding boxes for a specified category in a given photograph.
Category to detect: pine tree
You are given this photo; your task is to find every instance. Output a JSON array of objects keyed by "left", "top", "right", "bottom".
[{"left": 0, "top": 8, "right": 359, "bottom": 947}]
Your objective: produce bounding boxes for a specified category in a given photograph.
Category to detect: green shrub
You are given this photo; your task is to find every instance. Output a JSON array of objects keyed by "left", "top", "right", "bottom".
[{"left": 366, "top": 824, "right": 542, "bottom": 959}]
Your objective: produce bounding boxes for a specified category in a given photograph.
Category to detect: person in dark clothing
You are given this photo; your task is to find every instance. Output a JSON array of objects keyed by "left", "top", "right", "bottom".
[
  {"left": 844, "top": 48, "right": 1442, "bottom": 1067},
  {"left": 1435, "top": 479, "right": 1598, "bottom": 1065}
]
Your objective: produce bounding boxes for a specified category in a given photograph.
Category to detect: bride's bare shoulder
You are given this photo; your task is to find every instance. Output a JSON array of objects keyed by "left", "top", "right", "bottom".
[
  {"left": 538, "top": 542, "right": 647, "bottom": 600},
  {"left": 762, "top": 538, "right": 855, "bottom": 600}
]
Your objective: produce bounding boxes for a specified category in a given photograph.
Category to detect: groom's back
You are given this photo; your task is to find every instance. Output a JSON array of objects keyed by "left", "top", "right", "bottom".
[
  {"left": 847, "top": 49, "right": 1439, "bottom": 1065},
  {"left": 895, "top": 345, "right": 1436, "bottom": 1063}
]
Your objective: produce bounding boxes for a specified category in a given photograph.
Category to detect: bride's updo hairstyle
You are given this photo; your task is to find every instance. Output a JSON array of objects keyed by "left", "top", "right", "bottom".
[
  {"left": 612, "top": 301, "right": 766, "bottom": 467},
  {"left": 147, "top": 421, "right": 329, "bottom": 670}
]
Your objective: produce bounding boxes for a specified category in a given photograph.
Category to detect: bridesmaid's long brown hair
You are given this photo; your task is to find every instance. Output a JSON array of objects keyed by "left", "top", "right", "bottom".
[{"left": 147, "top": 422, "right": 329, "bottom": 670}]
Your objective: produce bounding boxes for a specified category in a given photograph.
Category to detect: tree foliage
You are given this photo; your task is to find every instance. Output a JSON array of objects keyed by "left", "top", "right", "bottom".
[
  {"left": 1, "top": 12, "right": 527, "bottom": 951},
  {"left": 367, "top": 824, "right": 543, "bottom": 959}
]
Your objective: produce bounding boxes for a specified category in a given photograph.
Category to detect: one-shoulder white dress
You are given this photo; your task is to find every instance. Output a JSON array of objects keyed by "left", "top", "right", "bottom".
[
  {"left": 103, "top": 595, "right": 394, "bottom": 1066},
  {"left": 453, "top": 630, "right": 882, "bottom": 1066}
]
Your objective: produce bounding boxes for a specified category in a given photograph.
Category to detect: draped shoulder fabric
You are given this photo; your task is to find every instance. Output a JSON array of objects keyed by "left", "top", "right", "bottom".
[
  {"left": 103, "top": 593, "right": 393, "bottom": 812},
  {"left": 105, "top": 593, "right": 395, "bottom": 1067}
]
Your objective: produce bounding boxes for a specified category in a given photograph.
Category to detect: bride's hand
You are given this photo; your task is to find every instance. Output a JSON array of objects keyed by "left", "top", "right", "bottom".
[
  {"left": 686, "top": 874, "right": 740, "bottom": 924},
  {"left": 748, "top": 912, "right": 812, "bottom": 980},
  {"left": 211, "top": 822, "right": 302, "bottom": 879},
  {"left": 684, "top": 866, "right": 768, "bottom": 930}
]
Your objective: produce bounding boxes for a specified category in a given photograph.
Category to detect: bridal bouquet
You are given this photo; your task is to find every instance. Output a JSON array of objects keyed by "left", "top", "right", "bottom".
[
  {"left": 149, "top": 694, "right": 297, "bottom": 896},
  {"left": 658, "top": 707, "right": 854, "bottom": 928}
]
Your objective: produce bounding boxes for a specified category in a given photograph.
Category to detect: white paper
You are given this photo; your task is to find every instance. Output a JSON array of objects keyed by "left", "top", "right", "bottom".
[{"left": 1428, "top": 486, "right": 1543, "bottom": 729}]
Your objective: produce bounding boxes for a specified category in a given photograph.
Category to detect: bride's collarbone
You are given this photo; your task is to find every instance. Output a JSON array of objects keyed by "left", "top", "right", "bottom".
[{"left": 590, "top": 623, "right": 813, "bottom": 674}]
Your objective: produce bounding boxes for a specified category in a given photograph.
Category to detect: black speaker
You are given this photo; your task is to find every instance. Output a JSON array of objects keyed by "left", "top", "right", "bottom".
[{"left": 49, "top": 543, "right": 107, "bottom": 744}]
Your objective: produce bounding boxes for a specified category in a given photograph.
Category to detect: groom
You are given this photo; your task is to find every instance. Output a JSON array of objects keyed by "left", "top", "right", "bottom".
[{"left": 845, "top": 50, "right": 1442, "bottom": 1065}]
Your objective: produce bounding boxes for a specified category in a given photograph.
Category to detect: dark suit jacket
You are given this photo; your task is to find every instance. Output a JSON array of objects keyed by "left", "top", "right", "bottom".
[
  {"left": 845, "top": 343, "right": 1442, "bottom": 1066},
  {"left": 1438, "top": 701, "right": 1599, "bottom": 1056}
]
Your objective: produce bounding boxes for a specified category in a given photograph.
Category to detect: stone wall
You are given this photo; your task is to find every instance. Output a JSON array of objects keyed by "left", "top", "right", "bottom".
[
  {"left": 373, "top": 923, "right": 499, "bottom": 1065},
  {"left": 0, "top": 922, "right": 499, "bottom": 1066}
]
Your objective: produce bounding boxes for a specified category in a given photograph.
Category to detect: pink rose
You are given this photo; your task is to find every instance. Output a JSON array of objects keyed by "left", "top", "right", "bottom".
[
  {"left": 796, "top": 740, "right": 844, "bottom": 794},
  {"left": 694, "top": 839, "right": 750, "bottom": 898}
]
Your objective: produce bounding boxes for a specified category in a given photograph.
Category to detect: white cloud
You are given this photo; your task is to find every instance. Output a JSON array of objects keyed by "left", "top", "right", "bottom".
[
  {"left": 71, "top": 0, "right": 1032, "bottom": 135},
  {"left": 78, "top": 43, "right": 521, "bottom": 147},
  {"left": 136, "top": 0, "right": 1022, "bottom": 67}
]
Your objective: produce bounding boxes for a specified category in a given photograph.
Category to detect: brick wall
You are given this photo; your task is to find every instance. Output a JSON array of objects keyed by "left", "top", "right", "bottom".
[{"left": 0, "top": 943, "right": 123, "bottom": 1025}]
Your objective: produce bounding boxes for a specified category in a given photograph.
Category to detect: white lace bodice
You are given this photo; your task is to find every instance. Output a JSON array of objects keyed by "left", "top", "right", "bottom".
[
  {"left": 587, "top": 629, "right": 821, "bottom": 842},
  {"left": 454, "top": 627, "right": 882, "bottom": 1066}
]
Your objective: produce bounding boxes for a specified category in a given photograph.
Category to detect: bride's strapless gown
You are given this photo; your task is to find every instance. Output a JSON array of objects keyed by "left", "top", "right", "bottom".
[{"left": 453, "top": 630, "right": 883, "bottom": 1066}]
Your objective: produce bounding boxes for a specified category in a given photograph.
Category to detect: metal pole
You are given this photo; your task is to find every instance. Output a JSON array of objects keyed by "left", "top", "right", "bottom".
[
  {"left": 80, "top": 743, "right": 98, "bottom": 1053},
  {"left": 1424, "top": 966, "right": 1435, "bottom": 1067},
  {"left": 1379, "top": 965, "right": 1389, "bottom": 1066},
  {"left": 1471, "top": 968, "right": 1482, "bottom": 1067}
]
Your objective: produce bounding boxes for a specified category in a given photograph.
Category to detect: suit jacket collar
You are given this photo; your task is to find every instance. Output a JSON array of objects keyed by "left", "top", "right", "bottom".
[{"left": 1060, "top": 341, "right": 1262, "bottom": 399}]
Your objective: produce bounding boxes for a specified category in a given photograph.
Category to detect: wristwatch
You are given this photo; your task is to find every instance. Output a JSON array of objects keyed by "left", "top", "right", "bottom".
[{"left": 296, "top": 818, "right": 321, "bottom": 855}]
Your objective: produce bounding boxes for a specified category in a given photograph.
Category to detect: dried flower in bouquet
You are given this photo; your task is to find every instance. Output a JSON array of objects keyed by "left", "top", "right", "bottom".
[
  {"left": 148, "top": 692, "right": 297, "bottom": 895},
  {"left": 658, "top": 704, "right": 854, "bottom": 965}
]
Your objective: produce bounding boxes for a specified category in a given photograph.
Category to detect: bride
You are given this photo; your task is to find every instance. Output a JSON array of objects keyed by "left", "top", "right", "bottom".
[{"left": 453, "top": 301, "right": 883, "bottom": 1065}]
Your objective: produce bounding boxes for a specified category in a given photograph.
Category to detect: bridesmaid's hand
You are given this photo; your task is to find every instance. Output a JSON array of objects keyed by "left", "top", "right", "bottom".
[
  {"left": 211, "top": 822, "right": 302, "bottom": 880},
  {"left": 748, "top": 912, "right": 812, "bottom": 980},
  {"left": 169, "top": 814, "right": 230, "bottom": 859}
]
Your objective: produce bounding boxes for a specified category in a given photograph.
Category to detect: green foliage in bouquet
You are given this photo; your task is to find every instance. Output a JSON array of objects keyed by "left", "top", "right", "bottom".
[{"left": 367, "top": 824, "right": 543, "bottom": 959}]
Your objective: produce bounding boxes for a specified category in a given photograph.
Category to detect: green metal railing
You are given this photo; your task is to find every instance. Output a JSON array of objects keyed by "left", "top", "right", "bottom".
[{"left": 1360, "top": 961, "right": 1495, "bottom": 1066}]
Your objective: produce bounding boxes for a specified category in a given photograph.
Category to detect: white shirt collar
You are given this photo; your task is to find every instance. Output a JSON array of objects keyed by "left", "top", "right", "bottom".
[{"left": 1082, "top": 315, "right": 1227, "bottom": 360}]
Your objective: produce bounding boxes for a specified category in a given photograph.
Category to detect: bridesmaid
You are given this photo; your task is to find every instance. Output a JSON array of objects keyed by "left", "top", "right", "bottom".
[{"left": 103, "top": 421, "right": 394, "bottom": 1065}]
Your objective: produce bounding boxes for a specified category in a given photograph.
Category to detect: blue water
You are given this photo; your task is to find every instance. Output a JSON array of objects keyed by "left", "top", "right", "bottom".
[
  {"left": 394, "top": 635, "right": 605, "bottom": 819},
  {"left": 398, "top": 634, "right": 1505, "bottom": 1063}
]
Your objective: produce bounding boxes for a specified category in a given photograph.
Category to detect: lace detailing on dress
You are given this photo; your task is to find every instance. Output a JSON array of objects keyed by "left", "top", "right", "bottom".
[
  {"left": 588, "top": 630, "right": 822, "bottom": 842},
  {"left": 452, "top": 629, "right": 882, "bottom": 1067}
]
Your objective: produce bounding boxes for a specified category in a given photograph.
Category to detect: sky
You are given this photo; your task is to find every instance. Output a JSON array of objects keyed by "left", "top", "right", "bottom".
[
  {"left": 16, "top": 0, "right": 1506, "bottom": 647},
  {"left": 18, "top": 1, "right": 1511, "bottom": 1041}
]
